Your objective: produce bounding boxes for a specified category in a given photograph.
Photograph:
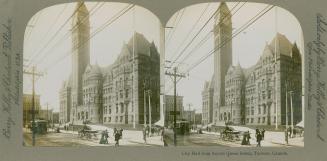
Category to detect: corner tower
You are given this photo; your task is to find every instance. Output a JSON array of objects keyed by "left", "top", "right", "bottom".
[
  {"left": 71, "top": 2, "right": 90, "bottom": 108},
  {"left": 213, "top": 2, "right": 233, "bottom": 110}
]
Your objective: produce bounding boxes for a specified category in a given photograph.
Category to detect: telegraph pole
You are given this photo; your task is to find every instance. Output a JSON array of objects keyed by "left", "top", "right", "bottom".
[
  {"left": 47, "top": 103, "right": 49, "bottom": 125},
  {"left": 285, "top": 82, "right": 288, "bottom": 131},
  {"left": 165, "top": 67, "right": 185, "bottom": 146},
  {"left": 23, "top": 66, "right": 43, "bottom": 146},
  {"left": 148, "top": 90, "right": 152, "bottom": 136}
]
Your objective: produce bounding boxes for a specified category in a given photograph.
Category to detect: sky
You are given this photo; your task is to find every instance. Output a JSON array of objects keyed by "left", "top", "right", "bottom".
[
  {"left": 23, "top": 2, "right": 303, "bottom": 113},
  {"left": 23, "top": 2, "right": 161, "bottom": 112}
]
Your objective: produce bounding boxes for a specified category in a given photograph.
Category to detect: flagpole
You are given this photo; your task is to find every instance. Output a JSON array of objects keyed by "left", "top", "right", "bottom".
[{"left": 132, "top": 6, "right": 136, "bottom": 129}]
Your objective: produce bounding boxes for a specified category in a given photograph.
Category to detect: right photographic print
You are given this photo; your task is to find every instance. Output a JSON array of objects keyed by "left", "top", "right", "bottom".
[{"left": 163, "top": 2, "right": 304, "bottom": 147}]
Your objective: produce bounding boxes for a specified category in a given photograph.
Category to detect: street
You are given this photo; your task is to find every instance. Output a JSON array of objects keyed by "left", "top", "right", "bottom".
[{"left": 23, "top": 128, "right": 303, "bottom": 147}]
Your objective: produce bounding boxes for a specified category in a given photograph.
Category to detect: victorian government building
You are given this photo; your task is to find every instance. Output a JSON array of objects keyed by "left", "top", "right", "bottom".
[
  {"left": 59, "top": 2, "right": 160, "bottom": 126},
  {"left": 202, "top": 2, "right": 302, "bottom": 127}
]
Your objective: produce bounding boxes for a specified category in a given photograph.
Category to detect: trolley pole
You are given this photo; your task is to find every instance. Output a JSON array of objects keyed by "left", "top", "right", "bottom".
[{"left": 165, "top": 67, "right": 185, "bottom": 146}]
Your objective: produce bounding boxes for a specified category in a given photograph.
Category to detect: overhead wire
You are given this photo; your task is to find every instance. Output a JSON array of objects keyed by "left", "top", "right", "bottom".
[
  {"left": 42, "top": 4, "right": 135, "bottom": 73},
  {"left": 170, "top": 2, "right": 241, "bottom": 67}
]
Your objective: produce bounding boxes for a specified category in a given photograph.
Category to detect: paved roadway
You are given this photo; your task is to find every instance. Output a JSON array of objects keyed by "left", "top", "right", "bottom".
[
  {"left": 23, "top": 131, "right": 161, "bottom": 147},
  {"left": 164, "top": 133, "right": 227, "bottom": 146}
]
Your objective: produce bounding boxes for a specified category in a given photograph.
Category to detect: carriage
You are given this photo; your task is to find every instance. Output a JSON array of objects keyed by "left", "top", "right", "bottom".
[
  {"left": 220, "top": 126, "right": 241, "bottom": 141},
  {"left": 78, "top": 125, "right": 98, "bottom": 139}
]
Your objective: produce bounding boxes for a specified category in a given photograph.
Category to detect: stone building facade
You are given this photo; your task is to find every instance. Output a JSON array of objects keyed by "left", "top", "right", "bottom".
[
  {"left": 59, "top": 80, "right": 71, "bottom": 124},
  {"left": 202, "top": 2, "right": 302, "bottom": 127},
  {"left": 201, "top": 79, "right": 213, "bottom": 125},
  {"left": 59, "top": 2, "right": 160, "bottom": 126}
]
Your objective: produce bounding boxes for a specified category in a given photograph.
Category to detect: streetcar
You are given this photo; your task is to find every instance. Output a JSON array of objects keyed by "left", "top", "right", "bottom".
[{"left": 30, "top": 120, "right": 48, "bottom": 134}]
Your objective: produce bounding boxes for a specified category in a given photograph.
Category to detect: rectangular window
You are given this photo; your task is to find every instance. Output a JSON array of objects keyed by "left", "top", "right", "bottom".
[
  {"left": 121, "top": 103, "right": 124, "bottom": 113},
  {"left": 115, "top": 116, "right": 118, "bottom": 122},
  {"left": 251, "top": 118, "right": 254, "bottom": 123},
  {"left": 258, "top": 106, "right": 261, "bottom": 114},
  {"left": 120, "top": 90, "right": 123, "bottom": 98},
  {"left": 262, "top": 117, "right": 266, "bottom": 123},
  {"left": 268, "top": 90, "right": 271, "bottom": 99},
  {"left": 125, "top": 89, "right": 129, "bottom": 98},
  {"left": 120, "top": 116, "right": 123, "bottom": 122},
  {"left": 258, "top": 117, "right": 261, "bottom": 123}
]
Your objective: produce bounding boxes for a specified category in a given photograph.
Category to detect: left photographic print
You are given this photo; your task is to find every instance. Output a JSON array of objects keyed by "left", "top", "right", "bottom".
[{"left": 23, "top": 2, "right": 162, "bottom": 147}]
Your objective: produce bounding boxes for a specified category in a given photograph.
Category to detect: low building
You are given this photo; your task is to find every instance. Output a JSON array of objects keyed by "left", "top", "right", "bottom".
[
  {"left": 182, "top": 110, "right": 196, "bottom": 124},
  {"left": 164, "top": 95, "right": 184, "bottom": 126},
  {"left": 23, "top": 94, "right": 41, "bottom": 127}
]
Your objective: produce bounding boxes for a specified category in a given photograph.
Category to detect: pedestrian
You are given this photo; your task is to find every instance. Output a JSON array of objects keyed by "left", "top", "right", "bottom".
[
  {"left": 104, "top": 130, "right": 109, "bottom": 144},
  {"left": 99, "top": 131, "right": 106, "bottom": 144},
  {"left": 285, "top": 130, "right": 289, "bottom": 145},
  {"left": 241, "top": 132, "right": 247, "bottom": 145},
  {"left": 161, "top": 128, "right": 164, "bottom": 141},
  {"left": 246, "top": 131, "right": 251, "bottom": 145},
  {"left": 261, "top": 129, "right": 265, "bottom": 140},
  {"left": 119, "top": 128, "right": 123, "bottom": 139},
  {"left": 256, "top": 132, "right": 262, "bottom": 147},
  {"left": 115, "top": 131, "right": 120, "bottom": 147},
  {"left": 293, "top": 128, "right": 297, "bottom": 138},
  {"left": 146, "top": 125, "right": 150, "bottom": 137},
  {"left": 143, "top": 128, "right": 147, "bottom": 144},
  {"left": 113, "top": 127, "right": 117, "bottom": 136},
  {"left": 255, "top": 128, "right": 260, "bottom": 136}
]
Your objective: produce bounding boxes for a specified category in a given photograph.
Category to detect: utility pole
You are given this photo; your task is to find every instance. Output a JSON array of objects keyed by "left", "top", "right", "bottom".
[
  {"left": 47, "top": 103, "right": 49, "bottom": 125},
  {"left": 148, "top": 90, "right": 152, "bottom": 136},
  {"left": 230, "top": 101, "right": 233, "bottom": 122},
  {"left": 23, "top": 66, "right": 43, "bottom": 146},
  {"left": 286, "top": 82, "right": 288, "bottom": 132},
  {"left": 165, "top": 67, "right": 185, "bottom": 146}
]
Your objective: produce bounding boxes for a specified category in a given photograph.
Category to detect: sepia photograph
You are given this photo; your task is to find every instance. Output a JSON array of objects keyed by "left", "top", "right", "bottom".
[
  {"left": 23, "top": 1, "right": 163, "bottom": 147},
  {"left": 163, "top": 2, "right": 304, "bottom": 147},
  {"left": 2, "top": 0, "right": 327, "bottom": 160},
  {"left": 22, "top": 1, "right": 304, "bottom": 148}
]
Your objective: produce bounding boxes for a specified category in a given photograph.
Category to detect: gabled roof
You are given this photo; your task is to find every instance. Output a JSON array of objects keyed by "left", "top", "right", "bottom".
[{"left": 84, "top": 64, "right": 102, "bottom": 76}]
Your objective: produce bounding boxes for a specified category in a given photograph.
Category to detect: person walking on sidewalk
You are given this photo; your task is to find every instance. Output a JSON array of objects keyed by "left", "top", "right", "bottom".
[
  {"left": 261, "top": 129, "right": 265, "bottom": 140},
  {"left": 256, "top": 131, "right": 262, "bottom": 147},
  {"left": 285, "top": 130, "right": 289, "bottom": 145},
  {"left": 115, "top": 131, "right": 120, "bottom": 147},
  {"left": 143, "top": 128, "right": 147, "bottom": 144}
]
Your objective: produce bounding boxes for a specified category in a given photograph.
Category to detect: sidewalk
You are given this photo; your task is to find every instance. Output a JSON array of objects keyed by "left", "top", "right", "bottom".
[{"left": 201, "top": 130, "right": 304, "bottom": 147}]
